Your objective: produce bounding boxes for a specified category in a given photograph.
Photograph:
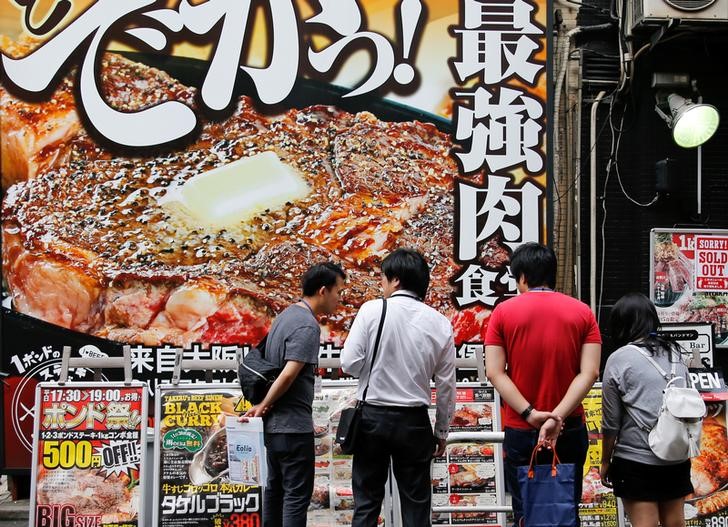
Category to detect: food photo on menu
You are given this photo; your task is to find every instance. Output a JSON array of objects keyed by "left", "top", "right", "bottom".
[{"left": 684, "top": 406, "right": 728, "bottom": 521}]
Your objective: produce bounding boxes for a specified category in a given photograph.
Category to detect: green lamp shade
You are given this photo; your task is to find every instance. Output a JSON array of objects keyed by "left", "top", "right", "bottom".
[{"left": 669, "top": 96, "right": 720, "bottom": 148}]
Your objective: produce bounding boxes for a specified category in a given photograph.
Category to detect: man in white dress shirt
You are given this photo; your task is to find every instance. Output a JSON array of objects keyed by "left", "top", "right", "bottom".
[{"left": 342, "top": 248, "right": 456, "bottom": 527}]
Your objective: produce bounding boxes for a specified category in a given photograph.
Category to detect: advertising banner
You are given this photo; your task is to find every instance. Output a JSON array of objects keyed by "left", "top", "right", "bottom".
[
  {"left": 309, "top": 382, "right": 364, "bottom": 527},
  {"left": 154, "top": 384, "right": 261, "bottom": 527},
  {"left": 29, "top": 382, "right": 148, "bottom": 527},
  {"left": 1, "top": 0, "right": 551, "bottom": 471},
  {"left": 650, "top": 229, "right": 728, "bottom": 348},
  {"left": 578, "top": 385, "right": 619, "bottom": 527},
  {"left": 683, "top": 403, "right": 728, "bottom": 527},
  {"left": 431, "top": 385, "right": 505, "bottom": 527}
]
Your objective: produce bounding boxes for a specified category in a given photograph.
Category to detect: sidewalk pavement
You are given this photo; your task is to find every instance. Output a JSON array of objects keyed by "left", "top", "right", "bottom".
[{"left": 0, "top": 476, "right": 30, "bottom": 525}]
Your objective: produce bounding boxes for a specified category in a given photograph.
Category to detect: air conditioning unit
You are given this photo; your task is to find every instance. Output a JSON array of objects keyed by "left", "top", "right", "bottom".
[{"left": 630, "top": 0, "right": 728, "bottom": 29}]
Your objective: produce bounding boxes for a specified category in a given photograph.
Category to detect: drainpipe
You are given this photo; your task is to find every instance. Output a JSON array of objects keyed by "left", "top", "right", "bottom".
[{"left": 590, "top": 91, "right": 607, "bottom": 315}]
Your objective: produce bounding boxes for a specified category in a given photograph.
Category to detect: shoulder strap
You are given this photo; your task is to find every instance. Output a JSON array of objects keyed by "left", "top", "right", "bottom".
[
  {"left": 621, "top": 345, "right": 680, "bottom": 432},
  {"left": 361, "top": 299, "right": 387, "bottom": 402},
  {"left": 629, "top": 344, "right": 674, "bottom": 380}
]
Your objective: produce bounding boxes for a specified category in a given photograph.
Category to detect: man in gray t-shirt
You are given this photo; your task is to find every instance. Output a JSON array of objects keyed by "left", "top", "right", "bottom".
[
  {"left": 263, "top": 304, "right": 320, "bottom": 434},
  {"left": 244, "top": 262, "right": 345, "bottom": 527}
]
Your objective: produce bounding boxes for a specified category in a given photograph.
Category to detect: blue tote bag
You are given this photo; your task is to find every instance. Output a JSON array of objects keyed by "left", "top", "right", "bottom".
[{"left": 517, "top": 442, "right": 577, "bottom": 527}]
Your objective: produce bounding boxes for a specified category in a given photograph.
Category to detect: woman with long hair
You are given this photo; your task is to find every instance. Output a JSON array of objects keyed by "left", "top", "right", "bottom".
[{"left": 601, "top": 292, "right": 693, "bottom": 527}]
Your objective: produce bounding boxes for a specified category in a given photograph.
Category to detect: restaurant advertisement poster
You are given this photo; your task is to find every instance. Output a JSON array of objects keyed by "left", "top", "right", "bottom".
[
  {"left": 682, "top": 402, "right": 728, "bottom": 527},
  {"left": 578, "top": 385, "right": 618, "bottom": 527},
  {"left": 309, "top": 382, "right": 365, "bottom": 527},
  {"left": 153, "top": 384, "right": 262, "bottom": 527},
  {"left": 431, "top": 385, "right": 505, "bottom": 527},
  {"left": 1, "top": 0, "right": 551, "bottom": 473},
  {"left": 651, "top": 229, "right": 728, "bottom": 348},
  {"left": 29, "top": 382, "right": 148, "bottom": 527}
]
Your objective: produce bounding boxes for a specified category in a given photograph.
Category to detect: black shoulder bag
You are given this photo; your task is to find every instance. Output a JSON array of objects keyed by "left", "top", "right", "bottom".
[
  {"left": 238, "top": 334, "right": 280, "bottom": 405},
  {"left": 334, "top": 298, "right": 387, "bottom": 454}
]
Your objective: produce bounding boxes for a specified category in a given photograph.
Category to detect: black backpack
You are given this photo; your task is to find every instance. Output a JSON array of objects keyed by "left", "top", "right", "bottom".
[{"left": 238, "top": 335, "right": 280, "bottom": 405}]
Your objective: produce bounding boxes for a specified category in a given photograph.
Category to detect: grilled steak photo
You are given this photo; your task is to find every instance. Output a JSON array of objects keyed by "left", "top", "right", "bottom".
[{"left": 1, "top": 39, "right": 499, "bottom": 349}]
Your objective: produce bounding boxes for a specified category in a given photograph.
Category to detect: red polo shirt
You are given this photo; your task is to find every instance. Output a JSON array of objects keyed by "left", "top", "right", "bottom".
[{"left": 484, "top": 290, "right": 602, "bottom": 429}]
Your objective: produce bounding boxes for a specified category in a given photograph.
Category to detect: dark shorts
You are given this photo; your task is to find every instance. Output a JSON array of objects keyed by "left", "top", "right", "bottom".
[{"left": 610, "top": 456, "right": 693, "bottom": 502}]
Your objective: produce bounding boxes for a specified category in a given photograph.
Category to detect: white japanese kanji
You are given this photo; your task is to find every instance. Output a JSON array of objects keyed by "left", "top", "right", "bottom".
[
  {"left": 183, "top": 344, "right": 210, "bottom": 363},
  {"left": 454, "top": 265, "right": 516, "bottom": 307},
  {"left": 454, "top": 265, "right": 499, "bottom": 306},
  {"left": 454, "top": 86, "right": 544, "bottom": 174},
  {"left": 158, "top": 345, "right": 179, "bottom": 373},
  {"left": 453, "top": 0, "right": 542, "bottom": 85},
  {"left": 457, "top": 175, "right": 542, "bottom": 261},
  {"left": 130, "top": 345, "right": 155, "bottom": 374}
]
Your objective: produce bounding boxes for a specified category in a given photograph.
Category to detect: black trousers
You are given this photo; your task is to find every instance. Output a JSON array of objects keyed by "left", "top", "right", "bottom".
[
  {"left": 352, "top": 404, "right": 435, "bottom": 527},
  {"left": 263, "top": 432, "right": 315, "bottom": 527},
  {"left": 503, "top": 420, "right": 588, "bottom": 527}
]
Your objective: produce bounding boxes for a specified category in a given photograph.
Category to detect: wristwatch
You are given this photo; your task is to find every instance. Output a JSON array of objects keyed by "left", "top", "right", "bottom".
[{"left": 520, "top": 404, "right": 534, "bottom": 420}]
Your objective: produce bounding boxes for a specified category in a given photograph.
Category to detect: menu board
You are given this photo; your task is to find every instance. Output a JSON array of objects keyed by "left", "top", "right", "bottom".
[
  {"left": 431, "top": 385, "right": 505, "bottom": 527},
  {"left": 153, "top": 385, "right": 261, "bottom": 527},
  {"left": 308, "top": 383, "right": 366, "bottom": 527},
  {"left": 29, "top": 383, "right": 148, "bottom": 527},
  {"left": 579, "top": 386, "right": 619, "bottom": 527},
  {"left": 651, "top": 229, "right": 728, "bottom": 348}
]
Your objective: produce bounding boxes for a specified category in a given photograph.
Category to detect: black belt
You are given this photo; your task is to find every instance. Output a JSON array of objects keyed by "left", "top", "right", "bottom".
[{"left": 361, "top": 402, "right": 429, "bottom": 413}]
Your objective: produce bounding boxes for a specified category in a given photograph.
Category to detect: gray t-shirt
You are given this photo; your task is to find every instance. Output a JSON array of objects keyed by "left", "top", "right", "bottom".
[
  {"left": 602, "top": 343, "right": 690, "bottom": 465},
  {"left": 263, "top": 304, "right": 320, "bottom": 434}
]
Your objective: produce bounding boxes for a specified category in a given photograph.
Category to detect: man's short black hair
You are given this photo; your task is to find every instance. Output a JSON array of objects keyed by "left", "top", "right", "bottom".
[
  {"left": 302, "top": 262, "right": 346, "bottom": 296},
  {"left": 381, "top": 248, "right": 430, "bottom": 299},
  {"left": 509, "top": 242, "right": 557, "bottom": 289}
]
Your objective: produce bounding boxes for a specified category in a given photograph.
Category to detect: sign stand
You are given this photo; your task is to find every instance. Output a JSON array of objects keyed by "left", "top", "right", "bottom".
[
  {"left": 171, "top": 348, "right": 242, "bottom": 385},
  {"left": 58, "top": 345, "right": 133, "bottom": 384},
  {"left": 153, "top": 352, "right": 262, "bottom": 527},
  {"left": 29, "top": 348, "right": 148, "bottom": 527}
]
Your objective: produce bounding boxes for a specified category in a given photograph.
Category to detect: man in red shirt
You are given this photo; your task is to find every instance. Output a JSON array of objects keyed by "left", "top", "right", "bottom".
[{"left": 485, "top": 243, "right": 601, "bottom": 527}]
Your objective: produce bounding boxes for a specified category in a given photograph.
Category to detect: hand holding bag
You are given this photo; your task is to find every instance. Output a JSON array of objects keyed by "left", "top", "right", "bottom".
[
  {"left": 517, "top": 441, "right": 577, "bottom": 527},
  {"left": 334, "top": 299, "right": 387, "bottom": 454}
]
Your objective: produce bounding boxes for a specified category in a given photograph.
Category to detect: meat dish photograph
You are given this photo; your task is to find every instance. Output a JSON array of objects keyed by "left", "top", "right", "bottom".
[
  {"left": 448, "top": 442, "right": 495, "bottom": 459},
  {"left": 451, "top": 404, "right": 493, "bottom": 428},
  {"left": 688, "top": 415, "right": 728, "bottom": 517},
  {"left": 314, "top": 437, "right": 332, "bottom": 457},
  {"left": 309, "top": 478, "right": 330, "bottom": 511},
  {"left": 653, "top": 233, "right": 693, "bottom": 306},
  {"left": 35, "top": 466, "right": 139, "bottom": 524},
  {"left": 449, "top": 464, "right": 494, "bottom": 491},
  {"left": 0, "top": 37, "right": 500, "bottom": 351}
]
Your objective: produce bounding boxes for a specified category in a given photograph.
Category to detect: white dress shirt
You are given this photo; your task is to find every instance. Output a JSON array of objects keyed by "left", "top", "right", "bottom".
[{"left": 341, "top": 290, "right": 456, "bottom": 439}]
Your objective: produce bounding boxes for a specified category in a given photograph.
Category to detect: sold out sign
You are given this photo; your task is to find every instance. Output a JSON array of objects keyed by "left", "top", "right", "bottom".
[{"left": 695, "top": 236, "right": 728, "bottom": 292}]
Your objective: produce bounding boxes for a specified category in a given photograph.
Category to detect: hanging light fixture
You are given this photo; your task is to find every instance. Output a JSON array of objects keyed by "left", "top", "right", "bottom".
[
  {"left": 653, "top": 74, "right": 720, "bottom": 149},
  {"left": 664, "top": 93, "right": 720, "bottom": 148}
]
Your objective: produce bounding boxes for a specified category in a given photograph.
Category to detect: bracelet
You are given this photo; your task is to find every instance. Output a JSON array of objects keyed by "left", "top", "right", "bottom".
[{"left": 520, "top": 404, "right": 534, "bottom": 420}]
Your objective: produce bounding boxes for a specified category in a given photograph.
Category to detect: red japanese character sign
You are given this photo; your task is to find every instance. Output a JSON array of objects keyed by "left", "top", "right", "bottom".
[{"left": 30, "top": 383, "right": 148, "bottom": 527}]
